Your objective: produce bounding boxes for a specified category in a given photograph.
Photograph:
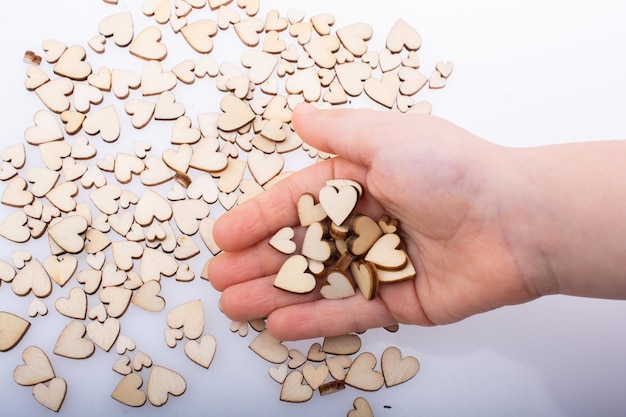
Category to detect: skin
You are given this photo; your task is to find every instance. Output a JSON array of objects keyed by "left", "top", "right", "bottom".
[{"left": 206, "top": 103, "right": 626, "bottom": 341}]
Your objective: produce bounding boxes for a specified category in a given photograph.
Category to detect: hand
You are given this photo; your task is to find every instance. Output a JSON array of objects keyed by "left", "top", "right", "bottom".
[{"left": 206, "top": 104, "right": 544, "bottom": 340}]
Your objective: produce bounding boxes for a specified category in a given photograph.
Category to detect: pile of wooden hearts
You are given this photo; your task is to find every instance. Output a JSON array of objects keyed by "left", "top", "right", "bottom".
[
  {"left": 271, "top": 179, "right": 415, "bottom": 300},
  {"left": 0, "top": 0, "right": 454, "bottom": 413}
]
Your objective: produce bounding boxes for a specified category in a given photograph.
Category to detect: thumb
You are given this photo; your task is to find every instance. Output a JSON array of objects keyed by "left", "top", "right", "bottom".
[{"left": 292, "top": 103, "right": 399, "bottom": 167}]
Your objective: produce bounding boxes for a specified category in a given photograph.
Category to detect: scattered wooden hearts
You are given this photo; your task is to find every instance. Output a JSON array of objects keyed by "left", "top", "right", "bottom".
[
  {"left": 166, "top": 299, "right": 204, "bottom": 340},
  {"left": 381, "top": 346, "right": 420, "bottom": 387},
  {"left": 249, "top": 329, "right": 289, "bottom": 364},
  {"left": 55, "top": 287, "right": 87, "bottom": 319},
  {"left": 345, "top": 352, "right": 384, "bottom": 391},
  {"left": 12, "top": 259, "right": 52, "bottom": 298},
  {"left": 132, "top": 280, "right": 166, "bottom": 312},
  {"left": 302, "top": 363, "right": 329, "bottom": 391},
  {"left": 130, "top": 26, "right": 167, "bottom": 61},
  {"left": 27, "top": 299, "right": 48, "bottom": 318},
  {"left": 147, "top": 365, "right": 186, "bottom": 407},
  {"left": 318, "top": 183, "right": 359, "bottom": 226},
  {"left": 273, "top": 254, "right": 316, "bottom": 294},
  {"left": 0, "top": 312, "right": 31, "bottom": 352},
  {"left": 269, "top": 226, "right": 296, "bottom": 255},
  {"left": 280, "top": 371, "right": 313, "bottom": 403},
  {"left": 86, "top": 317, "right": 120, "bottom": 352},
  {"left": 32, "top": 377, "right": 67, "bottom": 412},
  {"left": 347, "top": 397, "right": 374, "bottom": 417},
  {"left": 320, "top": 270, "right": 356, "bottom": 300}
]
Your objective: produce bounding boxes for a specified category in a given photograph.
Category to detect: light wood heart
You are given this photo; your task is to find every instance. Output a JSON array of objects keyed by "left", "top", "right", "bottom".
[
  {"left": 87, "top": 317, "right": 120, "bottom": 352},
  {"left": 166, "top": 299, "right": 204, "bottom": 340},
  {"left": 82, "top": 105, "right": 120, "bottom": 143},
  {"left": 269, "top": 226, "right": 296, "bottom": 255},
  {"left": 130, "top": 26, "right": 167, "bottom": 61},
  {"left": 0, "top": 211, "right": 31, "bottom": 243},
  {"left": 350, "top": 260, "right": 379, "bottom": 300},
  {"left": 347, "top": 397, "right": 374, "bottom": 417},
  {"left": 140, "top": 248, "right": 178, "bottom": 282},
  {"left": 287, "top": 349, "right": 306, "bottom": 369},
  {"left": 55, "top": 287, "right": 87, "bottom": 319},
  {"left": 32, "top": 377, "right": 67, "bottom": 412},
  {"left": 273, "top": 254, "right": 316, "bottom": 294},
  {"left": 322, "top": 334, "right": 362, "bottom": 355},
  {"left": 53, "top": 320, "right": 95, "bottom": 359},
  {"left": 133, "top": 351, "right": 153, "bottom": 371},
  {"left": 181, "top": 19, "right": 219, "bottom": 53},
  {"left": 13, "top": 346, "right": 55, "bottom": 386},
  {"left": 44, "top": 255, "right": 77, "bottom": 287},
  {"left": 336, "top": 23, "right": 373, "bottom": 57},
  {"left": 98, "top": 11, "right": 134, "bottom": 47},
  {"left": 184, "top": 334, "right": 217, "bottom": 369},
  {"left": 280, "top": 371, "right": 313, "bottom": 403},
  {"left": 53, "top": 45, "right": 92, "bottom": 80},
  {"left": 111, "top": 373, "right": 147, "bottom": 407},
  {"left": 0, "top": 312, "right": 30, "bottom": 352},
  {"left": 318, "top": 184, "right": 358, "bottom": 226},
  {"left": 269, "top": 364, "right": 288, "bottom": 384},
  {"left": 12, "top": 259, "right": 52, "bottom": 298},
  {"left": 301, "top": 221, "right": 335, "bottom": 262},
  {"left": 27, "top": 299, "right": 48, "bottom": 318},
  {"left": 147, "top": 365, "right": 186, "bottom": 407},
  {"left": 24, "top": 110, "right": 64, "bottom": 145},
  {"left": 134, "top": 189, "right": 173, "bottom": 226},
  {"left": 347, "top": 214, "right": 383, "bottom": 256},
  {"left": 132, "top": 280, "right": 165, "bottom": 312},
  {"left": 386, "top": 18, "right": 422, "bottom": 53},
  {"left": 302, "top": 363, "right": 329, "bottom": 391},
  {"left": 47, "top": 215, "right": 88, "bottom": 254},
  {"left": 112, "top": 355, "right": 132, "bottom": 376},
  {"left": 381, "top": 346, "right": 420, "bottom": 387},
  {"left": 326, "top": 355, "right": 352, "bottom": 381},
  {"left": 320, "top": 270, "right": 355, "bottom": 300},
  {"left": 100, "top": 286, "right": 133, "bottom": 318},
  {"left": 345, "top": 352, "right": 384, "bottom": 391},
  {"left": 364, "top": 233, "right": 408, "bottom": 270},
  {"left": 249, "top": 329, "right": 289, "bottom": 364}
]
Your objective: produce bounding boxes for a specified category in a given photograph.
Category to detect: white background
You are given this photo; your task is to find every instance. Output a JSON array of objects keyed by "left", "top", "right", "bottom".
[{"left": 1, "top": 1, "right": 626, "bottom": 416}]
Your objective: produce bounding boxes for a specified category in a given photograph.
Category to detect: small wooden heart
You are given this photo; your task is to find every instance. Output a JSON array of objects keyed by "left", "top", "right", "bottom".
[
  {"left": 280, "top": 371, "right": 313, "bottom": 403},
  {"left": 273, "top": 254, "right": 316, "bottom": 294},
  {"left": 32, "top": 377, "right": 67, "bottom": 412},
  {"left": 112, "top": 373, "right": 147, "bottom": 407},
  {"left": 381, "top": 346, "right": 420, "bottom": 387},
  {"left": 147, "top": 365, "right": 186, "bottom": 407},
  {"left": 320, "top": 270, "right": 355, "bottom": 300},
  {"left": 345, "top": 352, "right": 384, "bottom": 391},
  {"left": 184, "top": 334, "right": 217, "bottom": 369},
  {"left": 13, "top": 346, "right": 55, "bottom": 386},
  {"left": 0, "top": 312, "right": 31, "bottom": 352}
]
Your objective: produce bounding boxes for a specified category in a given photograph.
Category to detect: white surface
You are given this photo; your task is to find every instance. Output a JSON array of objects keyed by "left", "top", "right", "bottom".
[{"left": 1, "top": 1, "right": 626, "bottom": 416}]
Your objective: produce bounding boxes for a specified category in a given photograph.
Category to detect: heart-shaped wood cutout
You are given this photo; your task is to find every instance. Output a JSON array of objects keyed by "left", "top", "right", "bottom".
[
  {"left": 132, "top": 280, "right": 165, "bottom": 312},
  {"left": 269, "top": 226, "right": 296, "bottom": 255},
  {"left": 376, "top": 258, "right": 417, "bottom": 284},
  {"left": 147, "top": 365, "right": 186, "bottom": 407},
  {"left": 44, "top": 254, "right": 78, "bottom": 287},
  {"left": 350, "top": 260, "right": 378, "bottom": 300},
  {"left": 100, "top": 286, "right": 133, "bottom": 318},
  {"left": 322, "top": 333, "right": 362, "bottom": 355},
  {"left": 347, "top": 214, "right": 383, "bottom": 256},
  {"left": 280, "top": 371, "right": 313, "bottom": 403},
  {"left": 83, "top": 105, "right": 120, "bottom": 143},
  {"left": 13, "top": 346, "right": 55, "bottom": 386},
  {"left": 217, "top": 94, "right": 255, "bottom": 132},
  {"left": 87, "top": 317, "right": 120, "bottom": 352},
  {"left": 285, "top": 67, "right": 321, "bottom": 102},
  {"left": 184, "top": 334, "right": 217, "bottom": 368},
  {"left": 181, "top": 19, "right": 219, "bottom": 53},
  {"left": 140, "top": 248, "right": 178, "bottom": 281},
  {"left": 35, "top": 77, "right": 73, "bottom": 113},
  {"left": 320, "top": 270, "right": 355, "bottom": 300},
  {"left": 0, "top": 312, "right": 30, "bottom": 352},
  {"left": 381, "top": 346, "right": 420, "bottom": 387},
  {"left": 166, "top": 299, "right": 204, "bottom": 340},
  {"left": 98, "top": 11, "right": 134, "bottom": 47},
  {"left": 319, "top": 184, "right": 358, "bottom": 226},
  {"left": 112, "top": 373, "right": 147, "bottom": 407},
  {"left": 364, "top": 233, "right": 407, "bottom": 270},
  {"left": 386, "top": 18, "right": 422, "bottom": 53},
  {"left": 53, "top": 320, "right": 95, "bottom": 359},
  {"left": 53, "top": 45, "right": 92, "bottom": 80},
  {"left": 347, "top": 397, "right": 374, "bottom": 417},
  {"left": 133, "top": 351, "right": 153, "bottom": 371},
  {"left": 273, "top": 254, "right": 316, "bottom": 294},
  {"left": 32, "top": 377, "right": 67, "bottom": 412},
  {"left": 326, "top": 354, "right": 352, "bottom": 381},
  {"left": 130, "top": 26, "right": 167, "bottom": 61},
  {"left": 12, "top": 259, "right": 52, "bottom": 298},
  {"left": 364, "top": 72, "right": 400, "bottom": 109},
  {"left": 2, "top": 177, "right": 34, "bottom": 207},
  {"left": 249, "top": 329, "right": 289, "bottom": 364},
  {"left": 269, "top": 363, "right": 289, "bottom": 384},
  {"left": 134, "top": 189, "right": 173, "bottom": 226},
  {"left": 345, "top": 352, "right": 384, "bottom": 391},
  {"left": 47, "top": 215, "right": 88, "bottom": 254},
  {"left": 164, "top": 328, "right": 184, "bottom": 348},
  {"left": 55, "top": 287, "right": 87, "bottom": 319},
  {"left": 302, "top": 363, "right": 329, "bottom": 391},
  {"left": 336, "top": 23, "right": 373, "bottom": 57},
  {"left": 0, "top": 212, "right": 31, "bottom": 243},
  {"left": 24, "top": 110, "right": 64, "bottom": 145},
  {"left": 27, "top": 299, "right": 48, "bottom": 318},
  {"left": 112, "top": 355, "right": 132, "bottom": 376}
]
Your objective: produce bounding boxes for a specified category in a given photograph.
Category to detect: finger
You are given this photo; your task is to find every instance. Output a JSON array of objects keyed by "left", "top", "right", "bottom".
[
  {"left": 213, "top": 157, "right": 368, "bottom": 252},
  {"left": 218, "top": 275, "right": 323, "bottom": 322},
  {"left": 266, "top": 295, "right": 396, "bottom": 340},
  {"left": 292, "top": 103, "right": 429, "bottom": 168}
]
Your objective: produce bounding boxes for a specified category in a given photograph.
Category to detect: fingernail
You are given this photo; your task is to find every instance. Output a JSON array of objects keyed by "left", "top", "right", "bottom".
[
  {"left": 200, "top": 258, "right": 212, "bottom": 281},
  {"left": 294, "top": 102, "right": 318, "bottom": 115}
]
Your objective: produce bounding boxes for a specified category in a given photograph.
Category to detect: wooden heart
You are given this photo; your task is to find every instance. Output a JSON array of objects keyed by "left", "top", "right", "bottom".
[
  {"left": 116, "top": 334, "right": 136, "bottom": 355},
  {"left": 13, "top": 346, "right": 55, "bottom": 386},
  {"left": 0, "top": 312, "right": 30, "bottom": 352},
  {"left": 249, "top": 329, "right": 289, "bottom": 364},
  {"left": 112, "top": 373, "right": 147, "bottom": 407},
  {"left": 44, "top": 254, "right": 77, "bottom": 287},
  {"left": 285, "top": 67, "right": 321, "bottom": 102},
  {"left": 87, "top": 67, "right": 112, "bottom": 91},
  {"left": 364, "top": 72, "right": 400, "bottom": 109},
  {"left": 171, "top": 199, "right": 209, "bottom": 235},
  {"left": 364, "top": 233, "right": 407, "bottom": 270},
  {"left": 386, "top": 18, "right": 422, "bottom": 53},
  {"left": 142, "top": 60, "right": 177, "bottom": 96},
  {"left": 233, "top": 17, "right": 264, "bottom": 46},
  {"left": 326, "top": 355, "right": 352, "bottom": 381},
  {"left": 132, "top": 280, "right": 165, "bottom": 312},
  {"left": 86, "top": 317, "right": 120, "bottom": 351},
  {"left": 287, "top": 348, "right": 306, "bottom": 369},
  {"left": 154, "top": 91, "right": 185, "bottom": 120},
  {"left": 130, "top": 26, "right": 167, "bottom": 61},
  {"left": 398, "top": 66, "right": 428, "bottom": 96},
  {"left": 111, "top": 240, "right": 143, "bottom": 271},
  {"left": 350, "top": 261, "right": 378, "bottom": 300},
  {"left": 140, "top": 248, "right": 178, "bottom": 281},
  {"left": 347, "top": 214, "right": 383, "bottom": 256},
  {"left": 181, "top": 19, "right": 218, "bottom": 53},
  {"left": 348, "top": 397, "right": 374, "bottom": 417},
  {"left": 297, "top": 193, "right": 327, "bottom": 227},
  {"left": 273, "top": 254, "right": 316, "bottom": 294},
  {"left": 429, "top": 69, "right": 447, "bottom": 89},
  {"left": 12, "top": 259, "right": 52, "bottom": 298},
  {"left": 436, "top": 60, "right": 455, "bottom": 78},
  {"left": 55, "top": 287, "right": 87, "bottom": 319},
  {"left": 112, "top": 355, "right": 132, "bottom": 375},
  {"left": 336, "top": 23, "right": 373, "bottom": 57},
  {"left": 53, "top": 45, "right": 92, "bottom": 80},
  {"left": 375, "top": 259, "right": 417, "bottom": 284},
  {"left": 307, "top": 342, "right": 326, "bottom": 362},
  {"left": 147, "top": 365, "right": 186, "bottom": 407},
  {"left": 53, "top": 320, "right": 95, "bottom": 359},
  {"left": 143, "top": 0, "right": 171, "bottom": 24},
  {"left": 302, "top": 363, "right": 329, "bottom": 391},
  {"left": 184, "top": 334, "right": 217, "bottom": 368},
  {"left": 27, "top": 299, "right": 48, "bottom": 318},
  {"left": 345, "top": 352, "right": 384, "bottom": 391},
  {"left": 322, "top": 334, "right": 362, "bottom": 355},
  {"left": 166, "top": 299, "right": 204, "bottom": 340},
  {"left": 124, "top": 98, "right": 155, "bottom": 128},
  {"left": 2, "top": 177, "right": 34, "bottom": 207},
  {"left": 73, "top": 83, "right": 103, "bottom": 113},
  {"left": 381, "top": 346, "right": 420, "bottom": 387},
  {"left": 134, "top": 189, "right": 172, "bottom": 226},
  {"left": 100, "top": 286, "right": 133, "bottom": 318},
  {"left": 171, "top": 116, "right": 201, "bottom": 144},
  {"left": 98, "top": 11, "right": 134, "bottom": 47},
  {"left": 320, "top": 270, "right": 355, "bottom": 300},
  {"left": 35, "top": 77, "right": 73, "bottom": 113},
  {"left": 133, "top": 351, "right": 153, "bottom": 371},
  {"left": 25, "top": 167, "right": 57, "bottom": 199},
  {"left": 24, "top": 65, "right": 49, "bottom": 91},
  {"left": 319, "top": 184, "right": 359, "bottom": 226},
  {"left": 83, "top": 105, "right": 120, "bottom": 143},
  {"left": 280, "top": 371, "right": 313, "bottom": 403},
  {"left": 302, "top": 221, "right": 334, "bottom": 262},
  {"left": 247, "top": 149, "right": 284, "bottom": 186},
  {"left": 47, "top": 215, "right": 87, "bottom": 254},
  {"left": 111, "top": 69, "right": 141, "bottom": 99},
  {"left": 218, "top": 94, "right": 255, "bottom": 131},
  {"left": 269, "top": 364, "right": 288, "bottom": 384},
  {"left": 24, "top": 110, "right": 64, "bottom": 145},
  {"left": 32, "top": 377, "right": 67, "bottom": 412},
  {"left": 269, "top": 226, "right": 296, "bottom": 255},
  {"left": 164, "top": 328, "right": 184, "bottom": 348}
]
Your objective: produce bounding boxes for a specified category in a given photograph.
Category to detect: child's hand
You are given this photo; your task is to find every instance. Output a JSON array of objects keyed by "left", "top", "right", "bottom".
[{"left": 206, "top": 104, "right": 545, "bottom": 340}]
